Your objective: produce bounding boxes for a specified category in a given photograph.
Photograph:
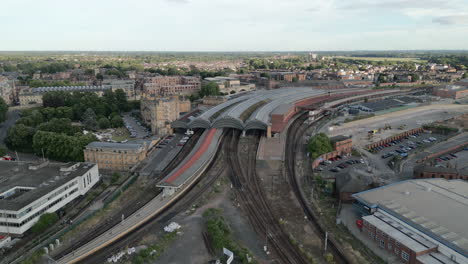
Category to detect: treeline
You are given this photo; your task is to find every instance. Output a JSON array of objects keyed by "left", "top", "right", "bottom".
[
  {"left": 145, "top": 66, "right": 234, "bottom": 78},
  {"left": 0, "top": 61, "right": 73, "bottom": 74},
  {"left": 5, "top": 90, "right": 133, "bottom": 161},
  {"left": 423, "top": 55, "right": 468, "bottom": 69}
]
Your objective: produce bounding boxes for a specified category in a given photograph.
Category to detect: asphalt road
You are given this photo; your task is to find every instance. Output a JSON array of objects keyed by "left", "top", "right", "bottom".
[
  {"left": 0, "top": 110, "right": 20, "bottom": 145},
  {"left": 123, "top": 114, "right": 149, "bottom": 139}
]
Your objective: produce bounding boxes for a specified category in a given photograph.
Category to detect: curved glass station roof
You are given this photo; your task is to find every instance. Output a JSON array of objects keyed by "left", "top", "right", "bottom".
[{"left": 186, "top": 88, "right": 327, "bottom": 131}]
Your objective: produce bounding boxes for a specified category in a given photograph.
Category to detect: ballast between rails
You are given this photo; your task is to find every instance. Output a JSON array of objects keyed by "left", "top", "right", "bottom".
[{"left": 56, "top": 129, "right": 223, "bottom": 264}]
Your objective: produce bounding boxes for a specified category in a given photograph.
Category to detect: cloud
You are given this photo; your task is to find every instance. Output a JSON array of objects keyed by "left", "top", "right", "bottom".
[{"left": 433, "top": 15, "right": 468, "bottom": 25}]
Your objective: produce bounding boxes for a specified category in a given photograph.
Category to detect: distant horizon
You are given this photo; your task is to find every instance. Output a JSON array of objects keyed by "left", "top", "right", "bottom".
[{"left": 1, "top": 49, "right": 468, "bottom": 53}]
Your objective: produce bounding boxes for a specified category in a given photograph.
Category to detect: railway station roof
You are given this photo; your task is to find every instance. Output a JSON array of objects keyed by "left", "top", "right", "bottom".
[
  {"left": 188, "top": 95, "right": 253, "bottom": 129},
  {"left": 190, "top": 88, "right": 326, "bottom": 131},
  {"left": 244, "top": 88, "right": 325, "bottom": 131},
  {"left": 157, "top": 129, "right": 222, "bottom": 188}
]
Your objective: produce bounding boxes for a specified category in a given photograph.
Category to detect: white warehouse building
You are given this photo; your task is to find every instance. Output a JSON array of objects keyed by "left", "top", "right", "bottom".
[{"left": 0, "top": 161, "right": 100, "bottom": 235}]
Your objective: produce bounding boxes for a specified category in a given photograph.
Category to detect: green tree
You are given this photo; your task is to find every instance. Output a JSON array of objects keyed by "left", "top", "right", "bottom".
[
  {"left": 42, "top": 91, "right": 70, "bottom": 107},
  {"left": 0, "top": 97, "right": 8, "bottom": 123},
  {"left": 83, "top": 108, "right": 98, "bottom": 131},
  {"left": 37, "top": 118, "right": 80, "bottom": 136},
  {"left": 111, "top": 172, "right": 121, "bottom": 184},
  {"left": 199, "top": 82, "right": 220, "bottom": 97},
  {"left": 31, "top": 213, "right": 59, "bottom": 233},
  {"left": 260, "top": 72, "right": 271, "bottom": 78},
  {"left": 33, "top": 131, "right": 96, "bottom": 161},
  {"left": 307, "top": 133, "right": 333, "bottom": 159},
  {"left": 5, "top": 124, "right": 36, "bottom": 152},
  {"left": 114, "top": 89, "right": 129, "bottom": 111},
  {"left": 463, "top": 72, "right": 468, "bottom": 79},
  {"left": 110, "top": 115, "right": 124, "bottom": 128},
  {"left": 0, "top": 145, "right": 7, "bottom": 156},
  {"left": 98, "top": 117, "right": 111, "bottom": 129}
]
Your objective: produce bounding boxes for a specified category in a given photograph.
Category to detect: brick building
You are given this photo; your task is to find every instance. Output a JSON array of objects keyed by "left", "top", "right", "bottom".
[
  {"left": 143, "top": 76, "right": 201, "bottom": 97},
  {"left": 271, "top": 72, "right": 306, "bottom": 82},
  {"left": 102, "top": 79, "right": 137, "bottom": 100},
  {"left": 141, "top": 96, "right": 191, "bottom": 136},
  {"left": 353, "top": 179, "right": 468, "bottom": 264},
  {"left": 414, "top": 165, "right": 467, "bottom": 181},
  {"left": 84, "top": 141, "right": 154, "bottom": 171},
  {"left": 433, "top": 85, "right": 468, "bottom": 99},
  {"left": 330, "top": 135, "right": 352, "bottom": 153},
  {"left": 0, "top": 76, "right": 14, "bottom": 105}
]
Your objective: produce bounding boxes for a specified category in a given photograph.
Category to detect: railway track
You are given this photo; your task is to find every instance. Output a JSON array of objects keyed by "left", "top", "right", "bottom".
[
  {"left": 67, "top": 131, "right": 228, "bottom": 263},
  {"left": 225, "top": 129, "right": 309, "bottom": 264},
  {"left": 50, "top": 129, "right": 206, "bottom": 261},
  {"left": 284, "top": 112, "right": 350, "bottom": 264}
]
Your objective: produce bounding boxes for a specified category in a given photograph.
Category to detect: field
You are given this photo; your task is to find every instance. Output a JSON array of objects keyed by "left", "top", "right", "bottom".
[{"left": 333, "top": 56, "right": 427, "bottom": 62}]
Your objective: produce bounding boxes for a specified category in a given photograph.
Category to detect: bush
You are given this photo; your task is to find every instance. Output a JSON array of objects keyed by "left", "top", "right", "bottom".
[
  {"left": 31, "top": 212, "right": 58, "bottom": 233},
  {"left": 0, "top": 145, "right": 7, "bottom": 156},
  {"left": 111, "top": 172, "right": 121, "bottom": 184}
]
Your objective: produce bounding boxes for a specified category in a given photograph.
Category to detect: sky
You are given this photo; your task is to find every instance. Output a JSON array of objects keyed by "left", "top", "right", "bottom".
[{"left": 1, "top": 0, "right": 468, "bottom": 51}]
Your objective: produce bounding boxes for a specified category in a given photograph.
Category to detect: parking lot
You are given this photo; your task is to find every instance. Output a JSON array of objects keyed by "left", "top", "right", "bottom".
[
  {"left": 316, "top": 155, "right": 367, "bottom": 178},
  {"left": 369, "top": 132, "right": 446, "bottom": 161},
  {"left": 123, "top": 114, "right": 150, "bottom": 139},
  {"left": 433, "top": 148, "right": 468, "bottom": 170}
]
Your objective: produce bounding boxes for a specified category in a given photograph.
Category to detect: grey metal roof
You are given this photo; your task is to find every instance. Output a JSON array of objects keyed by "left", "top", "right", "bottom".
[
  {"left": 86, "top": 142, "right": 145, "bottom": 151},
  {"left": 188, "top": 94, "right": 254, "bottom": 129},
  {"left": 353, "top": 179, "right": 468, "bottom": 255},
  {"left": 212, "top": 89, "right": 292, "bottom": 130},
  {"left": 245, "top": 88, "right": 325, "bottom": 130},
  {"left": 157, "top": 129, "right": 223, "bottom": 188},
  {"left": 32, "top": 86, "right": 109, "bottom": 94},
  {"left": 0, "top": 162, "right": 96, "bottom": 211}
]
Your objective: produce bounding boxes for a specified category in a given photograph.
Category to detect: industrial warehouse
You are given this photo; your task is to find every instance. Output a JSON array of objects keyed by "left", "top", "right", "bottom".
[{"left": 353, "top": 179, "right": 468, "bottom": 264}]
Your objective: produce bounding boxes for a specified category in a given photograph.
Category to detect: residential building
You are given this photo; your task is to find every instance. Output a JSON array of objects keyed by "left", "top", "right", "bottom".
[
  {"left": 141, "top": 96, "right": 191, "bottom": 136},
  {"left": 0, "top": 161, "right": 100, "bottom": 235},
  {"left": 0, "top": 76, "right": 14, "bottom": 105},
  {"left": 102, "top": 79, "right": 137, "bottom": 100},
  {"left": 84, "top": 141, "right": 154, "bottom": 171},
  {"left": 204, "top": 76, "right": 256, "bottom": 94},
  {"left": 353, "top": 179, "right": 468, "bottom": 264},
  {"left": 143, "top": 76, "right": 201, "bottom": 97},
  {"left": 270, "top": 72, "right": 307, "bottom": 82},
  {"left": 18, "top": 86, "right": 110, "bottom": 106}
]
